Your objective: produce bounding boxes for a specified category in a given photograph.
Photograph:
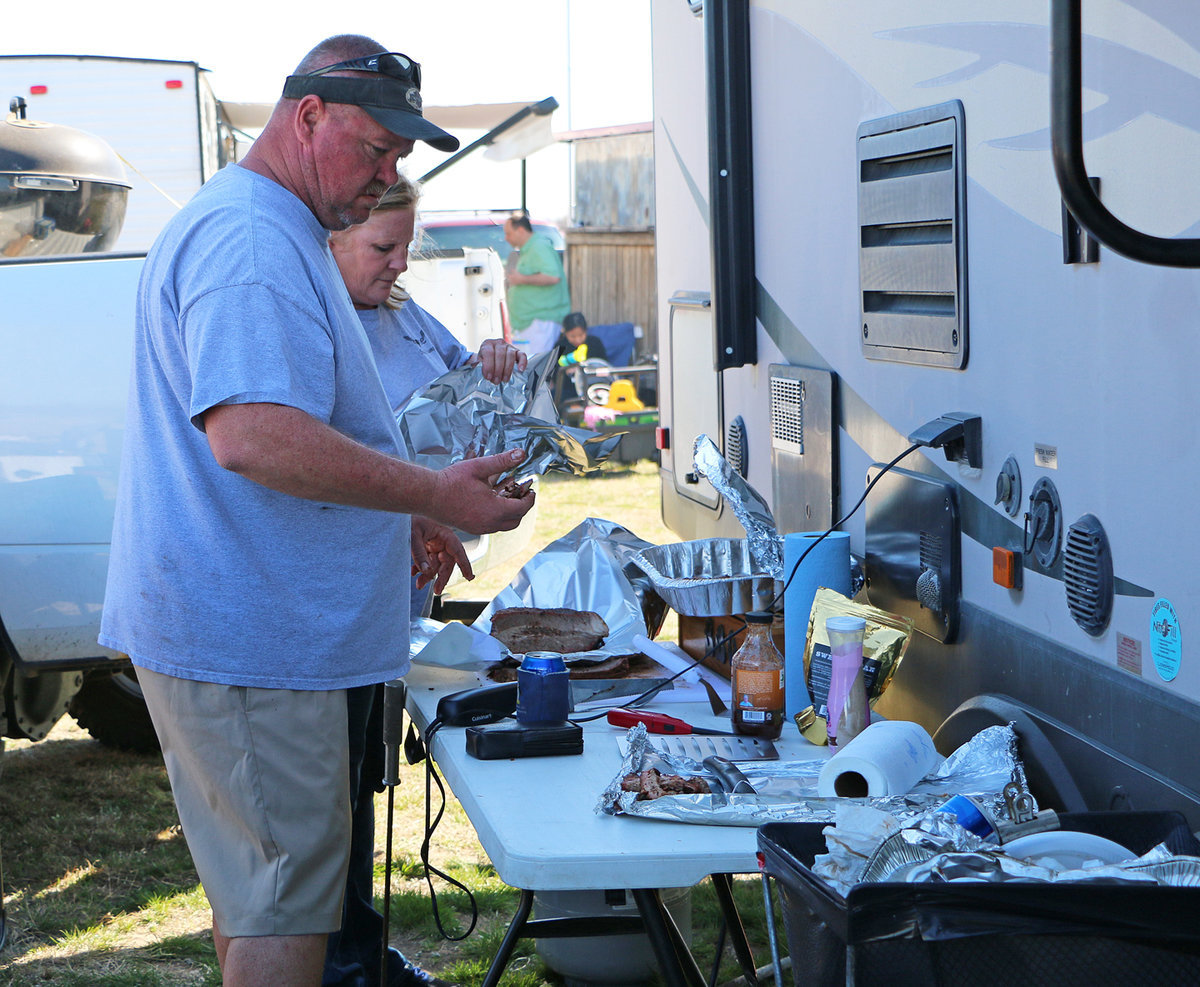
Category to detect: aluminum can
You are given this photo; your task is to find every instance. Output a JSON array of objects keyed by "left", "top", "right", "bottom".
[
  {"left": 516, "top": 651, "right": 571, "bottom": 724},
  {"left": 936, "top": 794, "right": 999, "bottom": 841}
]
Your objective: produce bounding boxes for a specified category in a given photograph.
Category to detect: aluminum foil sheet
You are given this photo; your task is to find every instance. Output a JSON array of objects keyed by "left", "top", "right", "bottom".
[
  {"left": 927, "top": 722, "right": 1024, "bottom": 822},
  {"left": 630, "top": 537, "right": 782, "bottom": 617},
  {"left": 813, "top": 796, "right": 1200, "bottom": 894},
  {"left": 597, "top": 723, "right": 1023, "bottom": 828},
  {"left": 845, "top": 832, "right": 1200, "bottom": 891},
  {"left": 474, "top": 517, "right": 667, "bottom": 658},
  {"left": 395, "top": 348, "right": 623, "bottom": 481},
  {"left": 692, "top": 434, "right": 784, "bottom": 578}
]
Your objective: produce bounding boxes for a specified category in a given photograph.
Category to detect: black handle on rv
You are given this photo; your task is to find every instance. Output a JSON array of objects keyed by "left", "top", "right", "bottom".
[
  {"left": 706, "top": 0, "right": 758, "bottom": 369},
  {"left": 1050, "top": 0, "right": 1200, "bottom": 267}
]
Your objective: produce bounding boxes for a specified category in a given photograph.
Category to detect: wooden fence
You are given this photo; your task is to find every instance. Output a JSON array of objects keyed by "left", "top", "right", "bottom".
[{"left": 564, "top": 228, "right": 657, "bottom": 361}]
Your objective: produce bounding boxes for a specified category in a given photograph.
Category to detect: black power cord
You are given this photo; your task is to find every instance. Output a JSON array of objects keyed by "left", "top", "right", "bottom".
[
  {"left": 418, "top": 719, "right": 480, "bottom": 942},
  {"left": 573, "top": 441, "right": 925, "bottom": 722}
]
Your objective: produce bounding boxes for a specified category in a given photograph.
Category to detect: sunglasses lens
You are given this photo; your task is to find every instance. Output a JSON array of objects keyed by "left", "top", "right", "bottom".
[
  {"left": 308, "top": 52, "right": 421, "bottom": 89},
  {"left": 380, "top": 53, "right": 420, "bottom": 88}
]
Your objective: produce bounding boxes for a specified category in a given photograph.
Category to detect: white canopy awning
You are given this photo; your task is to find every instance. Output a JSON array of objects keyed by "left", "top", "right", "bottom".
[{"left": 217, "top": 100, "right": 543, "bottom": 136}]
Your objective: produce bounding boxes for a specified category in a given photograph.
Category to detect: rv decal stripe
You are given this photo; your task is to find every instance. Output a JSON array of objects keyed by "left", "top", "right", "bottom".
[{"left": 661, "top": 121, "right": 710, "bottom": 227}]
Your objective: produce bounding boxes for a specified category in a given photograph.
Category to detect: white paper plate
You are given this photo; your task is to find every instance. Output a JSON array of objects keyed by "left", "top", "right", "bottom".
[{"left": 1004, "top": 830, "right": 1135, "bottom": 870}]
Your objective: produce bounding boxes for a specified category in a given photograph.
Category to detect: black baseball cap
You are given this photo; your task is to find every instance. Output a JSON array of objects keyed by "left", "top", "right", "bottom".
[{"left": 282, "top": 51, "right": 459, "bottom": 153}]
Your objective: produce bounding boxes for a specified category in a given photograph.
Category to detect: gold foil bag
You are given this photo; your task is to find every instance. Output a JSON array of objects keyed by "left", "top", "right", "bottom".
[{"left": 795, "top": 587, "right": 914, "bottom": 743}]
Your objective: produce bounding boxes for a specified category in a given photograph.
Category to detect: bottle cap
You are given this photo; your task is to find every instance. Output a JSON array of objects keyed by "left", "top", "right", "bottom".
[
  {"left": 825, "top": 615, "right": 866, "bottom": 633},
  {"left": 745, "top": 611, "right": 775, "bottom": 624}
]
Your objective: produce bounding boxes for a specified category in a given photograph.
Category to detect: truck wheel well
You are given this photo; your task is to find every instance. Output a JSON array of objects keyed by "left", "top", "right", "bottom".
[{"left": 67, "top": 667, "right": 160, "bottom": 754}]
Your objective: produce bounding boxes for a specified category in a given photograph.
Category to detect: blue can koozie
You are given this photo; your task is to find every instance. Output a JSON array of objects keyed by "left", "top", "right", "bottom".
[
  {"left": 516, "top": 651, "right": 571, "bottom": 724},
  {"left": 937, "top": 794, "right": 998, "bottom": 841}
]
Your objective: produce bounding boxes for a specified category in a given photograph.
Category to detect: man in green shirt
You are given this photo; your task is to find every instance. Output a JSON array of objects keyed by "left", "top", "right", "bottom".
[{"left": 504, "top": 213, "right": 570, "bottom": 354}]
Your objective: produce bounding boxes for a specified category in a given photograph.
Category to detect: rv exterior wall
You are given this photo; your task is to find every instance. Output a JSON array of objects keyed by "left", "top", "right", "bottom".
[{"left": 650, "top": 0, "right": 1200, "bottom": 822}]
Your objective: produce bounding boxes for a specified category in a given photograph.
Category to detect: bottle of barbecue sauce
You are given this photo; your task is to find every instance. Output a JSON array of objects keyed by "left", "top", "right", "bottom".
[{"left": 730, "top": 611, "right": 785, "bottom": 740}]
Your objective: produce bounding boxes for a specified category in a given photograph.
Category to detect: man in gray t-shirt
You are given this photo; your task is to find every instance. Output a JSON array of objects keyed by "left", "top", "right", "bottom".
[{"left": 100, "top": 35, "right": 533, "bottom": 985}]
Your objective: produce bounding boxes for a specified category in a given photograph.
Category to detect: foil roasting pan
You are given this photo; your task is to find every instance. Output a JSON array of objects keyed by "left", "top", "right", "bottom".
[{"left": 631, "top": 537, "right": 781, "bottom": 616}]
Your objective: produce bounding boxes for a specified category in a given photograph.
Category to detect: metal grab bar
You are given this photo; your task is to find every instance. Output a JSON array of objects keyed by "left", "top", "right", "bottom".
[{"left": 1050, "top": 0, "right": 1200, "bottom": 267}]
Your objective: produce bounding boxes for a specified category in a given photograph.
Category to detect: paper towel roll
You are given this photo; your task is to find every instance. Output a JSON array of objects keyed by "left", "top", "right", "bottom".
[
  {"left": 817, "top": 720, "right": 941, "bottom": 798},
  {"left": 782, "top": 531, "right": 850, "bottom": 719}
]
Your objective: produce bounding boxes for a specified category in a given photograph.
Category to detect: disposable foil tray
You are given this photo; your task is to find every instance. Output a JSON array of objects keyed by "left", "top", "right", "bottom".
[{"left": 632, "top": 538, "right": 780, "bottom": 617}]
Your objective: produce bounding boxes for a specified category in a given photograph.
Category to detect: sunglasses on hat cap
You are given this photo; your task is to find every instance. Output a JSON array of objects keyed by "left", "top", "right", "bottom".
[
  {"left": 282, "top": 50, "right": 458, "bottom": 153},
  {"left": 304, "top": 51, "right": 422, "bottom": 91}
]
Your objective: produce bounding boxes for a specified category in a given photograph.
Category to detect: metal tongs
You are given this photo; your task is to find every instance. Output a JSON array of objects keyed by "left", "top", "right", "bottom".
[{"left": 703, "top": 755, "right": 757, "bottom": 795}]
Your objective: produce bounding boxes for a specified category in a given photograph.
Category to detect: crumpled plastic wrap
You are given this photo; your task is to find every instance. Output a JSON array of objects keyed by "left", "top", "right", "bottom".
[
  {"left": 474, "top": 517, "right": 668, "bottom": 658},
  {"left": 692, "top": 434, "right": 784, "bottom": 578},
  {"left": 395, "top": 348, "right": 623, "bottom": 480},
  {"left": 812, "top": 802, "right": 1200, "bottom": 895},
  {"left": 597, "top": 723, "right": 1022, "bottom": 828}
]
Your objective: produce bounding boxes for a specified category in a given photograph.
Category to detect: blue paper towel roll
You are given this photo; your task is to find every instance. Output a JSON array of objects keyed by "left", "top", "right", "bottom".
[{"left": 783, "top": 531, "right": 851, "bottom": 720}]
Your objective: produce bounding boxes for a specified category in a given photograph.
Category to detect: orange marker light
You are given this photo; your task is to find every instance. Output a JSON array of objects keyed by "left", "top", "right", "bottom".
[{"left": 993, "top": 547, "right": 1022, "bottom": 589}]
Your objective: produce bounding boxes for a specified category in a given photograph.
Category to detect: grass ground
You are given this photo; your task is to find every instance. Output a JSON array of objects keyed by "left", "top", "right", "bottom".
[{"left": 0, "top": 461, "right": 785, "bottom": 986}]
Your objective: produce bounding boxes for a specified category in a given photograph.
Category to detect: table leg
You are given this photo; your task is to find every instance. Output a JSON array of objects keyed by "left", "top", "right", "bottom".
[
  {"left": 761, "top": 873, "right": 786, "bottom": 987},
  {"left": 710, "top": 872, "right": 759, "bottom": 985},
  {"left": 481, "top": 887, "right": 534, "bottom": 987},
  {"left": 631, "top": 887, "right": 707, "bottom": 987}
]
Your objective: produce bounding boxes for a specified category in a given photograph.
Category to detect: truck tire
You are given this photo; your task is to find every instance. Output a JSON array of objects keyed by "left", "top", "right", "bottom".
[{"left": 67, "top": 667, "right": 160, "bottom": 753}]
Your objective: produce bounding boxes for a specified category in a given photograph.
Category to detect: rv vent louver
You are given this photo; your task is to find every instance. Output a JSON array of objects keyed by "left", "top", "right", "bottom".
[
  {"left": 769, "top": 364, "right": 834, "bottom": 533},
  {"left": 770, "top": 376, "right": 804, "bottom": 455},
  {"left": 858, "top": 101, "right": 967, "bottom": 369},
  {"left": 725, "top": 416, "right": 748, "bottom": 477},
  {"left": 1064, "top": 514, "right": 1113, "bottom": 637}
]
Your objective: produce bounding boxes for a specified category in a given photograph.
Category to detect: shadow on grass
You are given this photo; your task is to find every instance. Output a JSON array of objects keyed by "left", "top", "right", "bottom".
[
  {"left": 1, "top": 735, "right": 204, "bottom": 974},
  {"left": 1, "top": 929, "right": 220, "bottom": 986},
  {"left": 379, "top": 858, "right": 786, "bottom": 986}
]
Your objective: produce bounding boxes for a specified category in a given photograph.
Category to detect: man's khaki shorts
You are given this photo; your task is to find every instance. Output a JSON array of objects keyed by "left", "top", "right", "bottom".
[{"left": 137, "top": 667, "right": 351, "bottom": 937}]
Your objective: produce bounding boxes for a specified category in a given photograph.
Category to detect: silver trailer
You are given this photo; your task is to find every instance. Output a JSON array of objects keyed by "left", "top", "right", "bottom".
[{"left": 652, "top": 0, "right": 1200, "bottom": 822}]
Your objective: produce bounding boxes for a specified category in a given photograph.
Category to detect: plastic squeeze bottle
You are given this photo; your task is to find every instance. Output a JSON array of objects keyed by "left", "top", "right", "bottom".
[
  {"left": 731, "top": 611, "right": 785, "bottom": 740},
  {"left": 825, "top": 614, "right": 869, "bottom": 749}
]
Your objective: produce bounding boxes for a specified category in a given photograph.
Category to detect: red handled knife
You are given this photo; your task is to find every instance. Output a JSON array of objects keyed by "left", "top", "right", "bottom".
[{"left": 607, "top": 708, "right": 736, "bottom": 736}]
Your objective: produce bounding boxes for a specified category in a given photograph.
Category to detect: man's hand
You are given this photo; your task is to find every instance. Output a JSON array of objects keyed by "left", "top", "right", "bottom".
[
  {"left": 203, "top": 404, "right": 533, "bottom": 533},
  {"left": 470, "top": 339, "right": 527, "bottom": 383},
  {"left": 411, "top": 517, "right": 472, "bottom": 595},
  {"left": 434, "top": 449, "right": 535, "bottom": 535}
]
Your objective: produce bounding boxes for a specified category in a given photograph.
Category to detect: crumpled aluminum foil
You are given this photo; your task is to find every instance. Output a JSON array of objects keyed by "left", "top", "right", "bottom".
[
  {"left": 692, "top": 434, "right": 784, "bottom": 578},
  {"left": 830, "top": 823, "right": 1200, "bottom": 893},
  {"left": 395, "top": 348, "right": 623, "bottom": 480},
  {"left": 597, "top": 723, "right": 1023, "bottom": 828},
  {"left": 474, "top": 517, "right": 668, "bottom": 658},
  {"left": 630, "top": 537, "right": 781, "bottom": 617},
  {"left": 812, "top": 763, "right": 1200, "bottom": 893}
]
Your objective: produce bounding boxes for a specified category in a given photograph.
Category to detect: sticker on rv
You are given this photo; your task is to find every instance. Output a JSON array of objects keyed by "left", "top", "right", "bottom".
[
  {"left": 1149, "top": 599, "right": 1181, "bottom": 683},
  {"left": 1034, "top": 444, "right": 1058, "bottom": 469}
]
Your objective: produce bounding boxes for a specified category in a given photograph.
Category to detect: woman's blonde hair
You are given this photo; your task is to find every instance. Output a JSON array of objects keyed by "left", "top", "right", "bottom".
[
  {"left": 376, "top": 172, "right": 422, "bottom": 215},
  {"left": 376, "top": 174, "right": 422, "bottom": 309}
]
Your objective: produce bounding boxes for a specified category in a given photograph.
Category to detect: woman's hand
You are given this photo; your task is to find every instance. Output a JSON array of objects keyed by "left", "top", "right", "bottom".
[{"left": 469, "top": 338, "right": 527, "bottom": 383}]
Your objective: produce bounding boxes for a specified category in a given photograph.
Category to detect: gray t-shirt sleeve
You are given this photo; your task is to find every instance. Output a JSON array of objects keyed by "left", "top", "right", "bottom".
[{"left": 185, "top": 282, "right": 336, "bottom": 430}]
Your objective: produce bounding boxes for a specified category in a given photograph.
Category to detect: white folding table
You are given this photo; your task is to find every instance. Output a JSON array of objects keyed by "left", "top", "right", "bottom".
[{"left": 403, "top": 662, "right": 815, "bottom": 986}]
